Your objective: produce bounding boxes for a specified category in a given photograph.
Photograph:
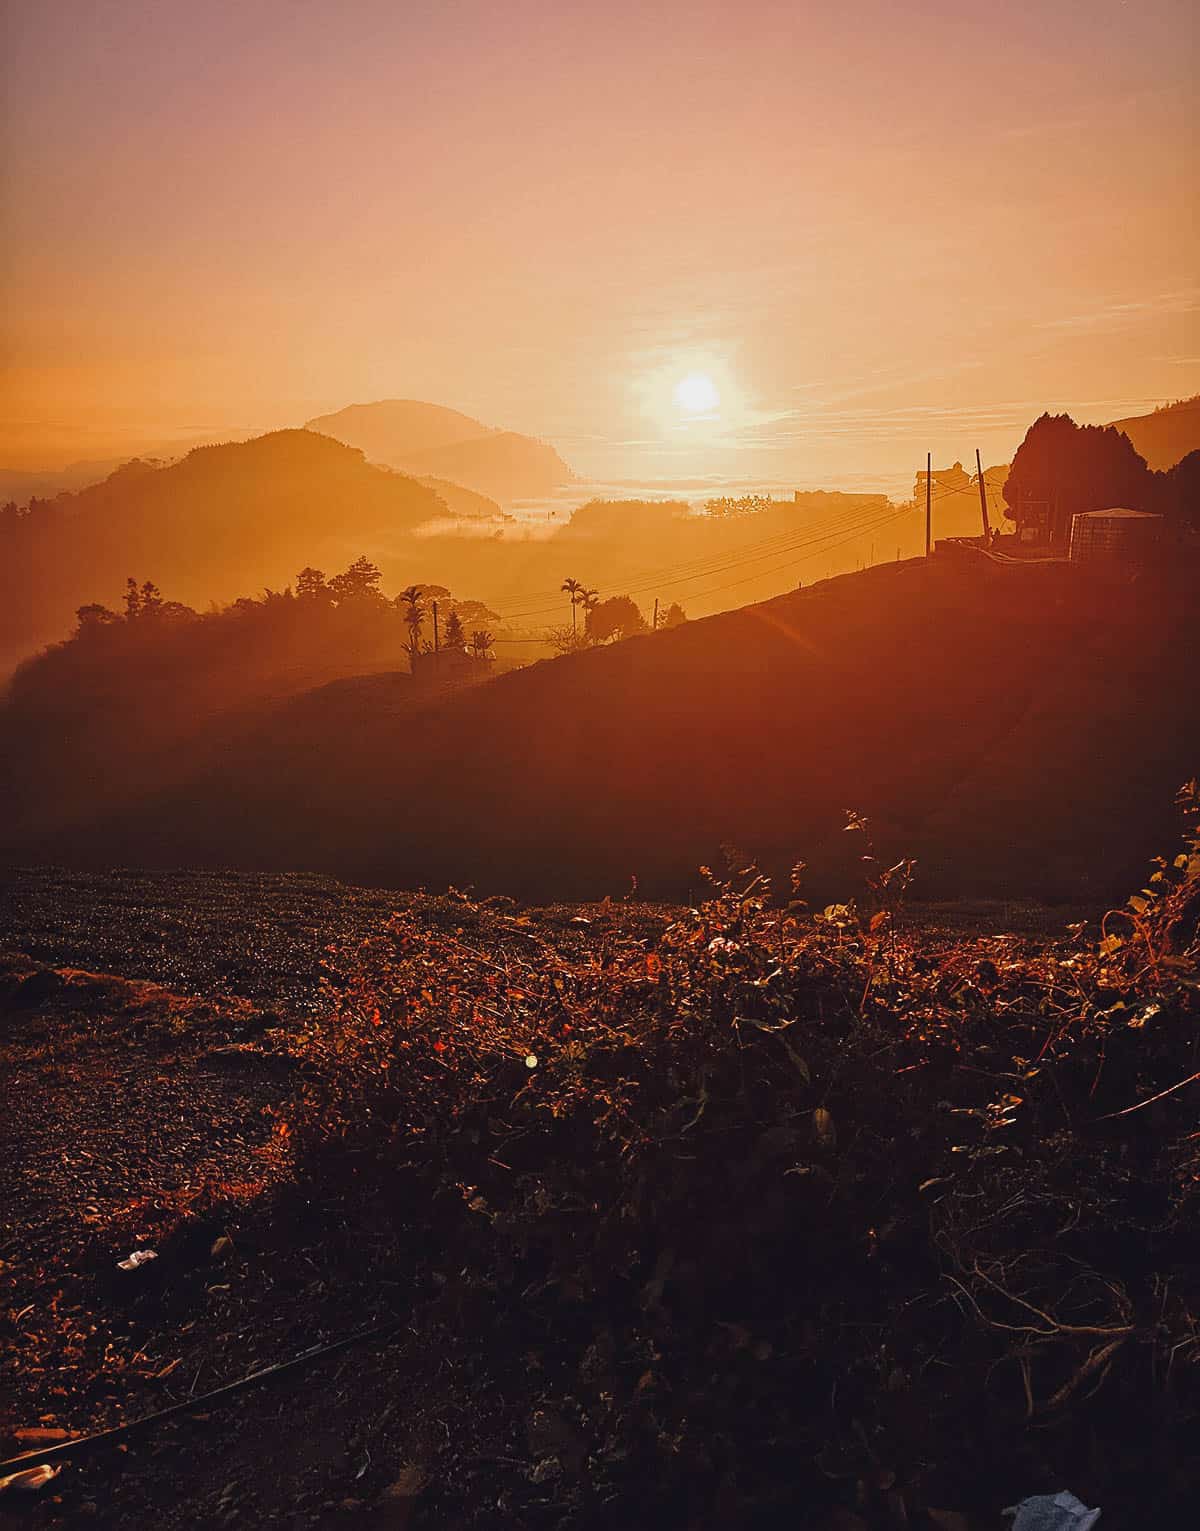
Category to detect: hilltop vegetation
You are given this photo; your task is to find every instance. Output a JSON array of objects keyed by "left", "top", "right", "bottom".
[
  {"left": 1005, "top": 412, "right": 1199, "bottom": 534},
  {"left": 0, "top": 558, "right": 498, "bottom": 847},
  {"left": 3, "top": 556, "right": 1197, "bottom": 906},
  {"left": 0, "top": 435, "right": 914, "bottom": 681},
  {"left": 0, "top": 432, "right": 450, "bottom": 673}
]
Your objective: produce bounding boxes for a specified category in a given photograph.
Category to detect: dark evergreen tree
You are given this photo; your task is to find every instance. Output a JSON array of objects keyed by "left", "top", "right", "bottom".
[
  {"left": 1004, "top": 413, "right": 1156, "bottom": 540},
  {"left": 295, "top": 566, "right": 329, "bottom": 601},
  {"left": 443, "top": 609, "right": 465, "bottom": 649}
]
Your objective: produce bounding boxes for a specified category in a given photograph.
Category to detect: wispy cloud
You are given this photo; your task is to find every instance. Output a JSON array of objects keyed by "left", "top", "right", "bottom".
[{"left": 1036, "top": 289, "right": 1200, "bottom": 335}]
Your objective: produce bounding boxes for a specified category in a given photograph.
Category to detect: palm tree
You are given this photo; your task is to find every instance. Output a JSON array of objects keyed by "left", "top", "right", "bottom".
[
  {"left": 397, "top": 584, "right": 425, "bottom": 662},
  {"left": 471, "top": 629, "right": 495, "bottom": 659},
  {"left": 579, "top": 587, "right": 600, "bottom": 644},
  {"left": 561, "top": 577, "right": 584, "bottom": 635}
]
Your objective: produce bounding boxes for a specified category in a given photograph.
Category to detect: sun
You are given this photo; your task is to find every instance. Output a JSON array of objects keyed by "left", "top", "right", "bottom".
[{"left": 673, "top": 372, "right": 720, "bottom": 416}]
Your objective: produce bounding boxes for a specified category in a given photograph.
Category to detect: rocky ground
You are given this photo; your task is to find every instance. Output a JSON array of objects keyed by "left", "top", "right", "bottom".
[{"left": 0, "top": 868, "right": 408, "bottom": 1015}]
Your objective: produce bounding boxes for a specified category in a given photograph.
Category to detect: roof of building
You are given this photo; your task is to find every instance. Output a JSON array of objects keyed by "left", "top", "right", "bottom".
[{"left": 1073, "top": 507, "right": 1162, "bottom": 519}]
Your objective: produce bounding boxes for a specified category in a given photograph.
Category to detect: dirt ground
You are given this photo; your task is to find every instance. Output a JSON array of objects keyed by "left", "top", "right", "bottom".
[{"left": 0, "top": 874, "right": 667, "bottom": 1530}]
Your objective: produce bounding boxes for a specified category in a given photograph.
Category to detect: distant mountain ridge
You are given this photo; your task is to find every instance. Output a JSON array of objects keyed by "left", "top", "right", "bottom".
[
  {"left": 1108, "top": 396, "right": 1200, "bottom": 470},
  {"left": 304, "top": 399, "right": 573, "bottom": 503}
]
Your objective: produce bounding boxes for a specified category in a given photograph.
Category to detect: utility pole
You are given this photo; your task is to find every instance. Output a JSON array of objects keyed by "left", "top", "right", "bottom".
[
  {"left": 975, "top": 448, "right": 991, "bottom": 543},
  {"left": 652, "top": 597, "right": 659, "bottom": 632},
  {"left": 925, "top": 451, "right": 932, "bottom": 556},
  {"left": 432, "top": 600, "right": 440, "bottom": 657}
]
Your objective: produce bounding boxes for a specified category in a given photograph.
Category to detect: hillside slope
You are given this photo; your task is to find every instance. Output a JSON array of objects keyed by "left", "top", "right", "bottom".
[
  {"left": 304, "top": 398, "right": 573, "bottom": 502},
  {"left": 415, "top": 475, "right": 503, "bottom": 519},
  {"left": 7, "top": 556, "right": 1198, "bottom": 902},
  {"left": 0, "top": 431, "right": 445, "bottom": 672},
  {"left": 1108, "top": 396, "right": 1200, "bottom": 469}
]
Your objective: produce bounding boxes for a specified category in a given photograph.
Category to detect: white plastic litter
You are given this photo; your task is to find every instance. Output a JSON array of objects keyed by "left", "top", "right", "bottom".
[
  {"left": 1004, "top": 1491, "right": 1101, "bottom": 1531},
  {"left": 117, "top": 1248, "right": 158, "bottom": 1271},
  {"left": 0, "top": 1464, "right": 61, "bottom": 1495}
]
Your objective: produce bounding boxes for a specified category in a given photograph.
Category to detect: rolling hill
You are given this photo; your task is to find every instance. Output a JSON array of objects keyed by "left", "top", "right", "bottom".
[
  {"left": 5, "top": 555, "right": 1197, "bottom": 904},
  {"left": 415, "top": 476, "right": 504, "bottom": 519},
  {"left": 1108, "top": 396, "right": 1200, "bottom": 469},
  {"left": 0, "top": 456, "right": 149, "bottom": 505},
  {"left": 0, "top": 430, "right": 448, "bottom": 674},
  {"left": 304, "top": 399, "right": 573, "bottom": 502}
]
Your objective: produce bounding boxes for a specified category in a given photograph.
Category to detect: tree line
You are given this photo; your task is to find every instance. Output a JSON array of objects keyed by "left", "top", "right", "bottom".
[
  {"left": 1004, "top": 413, "right": 1199, "bottom": 537},
  {"left": 73, "top": 557, "right": 499, "bottom": 666},
  {"left": 555, "top": 578, "right": 686, "bottom": 653}
]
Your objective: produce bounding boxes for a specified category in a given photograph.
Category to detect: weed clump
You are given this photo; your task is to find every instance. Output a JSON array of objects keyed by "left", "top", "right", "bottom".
[{"left": 285, "top": 792, "right": 1200, "bottom": 1525}]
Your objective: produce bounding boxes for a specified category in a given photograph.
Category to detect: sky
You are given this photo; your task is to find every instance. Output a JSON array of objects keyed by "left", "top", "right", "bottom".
[{"left": 1, "top": 0, "right": 1197, "bottom": 482}]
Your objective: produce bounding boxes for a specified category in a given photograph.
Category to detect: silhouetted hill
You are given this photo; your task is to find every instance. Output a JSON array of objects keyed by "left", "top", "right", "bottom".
[
  {"left": 0, "top": 429, "right": 255, "bottom": 504},
  {"left": 414, "top": 476, "right": 503, "bottom": 519},
  {"left": 304, "top": 399, "right": 573, "bottom": 502},
  {"left": 1108, "top": 396, "right": 1200, "bottom": 469},
  {"left": 0, "top": 457, "right": 138, "bottom": 504},
  {"left": 5, "top": 557, "right": 1197, "bottom": 903},
  {"left": 0, "top": 431, "right": 446, "bottom": 673}
]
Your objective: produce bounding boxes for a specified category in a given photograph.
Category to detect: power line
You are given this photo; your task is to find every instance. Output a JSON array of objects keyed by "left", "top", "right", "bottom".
[
  {"left": 680, "top": 506, "right": 909, "bottom": 604},
  {"left": 471, "top": 473, "right": 993, "bottom": 638},
  {"left": 489, "top": 494, "right": 940, "bottom": 624},
  {"left": 488, "top": 502, "right": 877, "bottom": 609},
  {"left": 487, "top": 501, "right": 913, "bottom": 643},
  {"left": 505, "top": 480, "right": 976, "bottom": 613}
]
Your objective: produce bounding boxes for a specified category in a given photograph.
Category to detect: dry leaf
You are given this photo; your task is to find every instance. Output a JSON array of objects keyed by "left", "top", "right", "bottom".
[{"left": 813, "top": 1107, "right": 837, "bottom": 1148}]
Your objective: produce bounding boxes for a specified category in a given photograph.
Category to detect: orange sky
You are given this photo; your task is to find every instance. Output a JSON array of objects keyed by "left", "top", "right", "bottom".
[{"left": 2, "top": 0, "right": 1197, "bottom": 480}]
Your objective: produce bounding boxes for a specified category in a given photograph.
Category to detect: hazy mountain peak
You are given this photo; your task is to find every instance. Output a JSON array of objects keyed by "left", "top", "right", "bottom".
[{"left": 303, "top": 399, "right": 572, "bottom": 504}]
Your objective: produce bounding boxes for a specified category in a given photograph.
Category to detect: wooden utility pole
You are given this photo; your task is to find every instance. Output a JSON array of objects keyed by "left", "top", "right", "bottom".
[
  {"left": 975, "top": 448, "right": 991, "bottom": 543},
  {"left": 432, "top": 600, "right": 440, "bottom": 655},
  {"left": 652, "top": 597, "right": 659, "bottom": 632},
  {"left": 925, "top": 451, "right": 932, "bottom": 556}
]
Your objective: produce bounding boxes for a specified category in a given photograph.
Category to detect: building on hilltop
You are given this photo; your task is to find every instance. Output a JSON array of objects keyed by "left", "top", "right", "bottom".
[
  {"left": 914, "top": 461, "right": 1009, "bottom": 540},
  {"left": 914, "top": 461, "right": 972, "bottom": 503}
]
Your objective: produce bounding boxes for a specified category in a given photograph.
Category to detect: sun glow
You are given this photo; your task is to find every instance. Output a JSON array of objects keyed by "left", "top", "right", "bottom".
[
  {"left": 631, "top": 352, "right": 754, "bottom": 462},
  {"left": 674, "top": 372, "right": 720, "bottom": 416}
]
